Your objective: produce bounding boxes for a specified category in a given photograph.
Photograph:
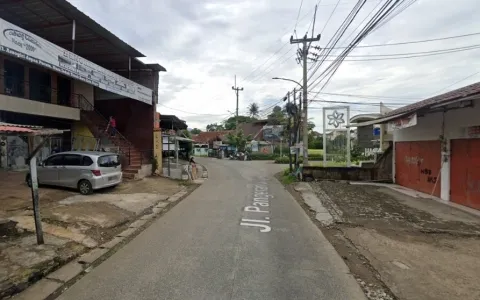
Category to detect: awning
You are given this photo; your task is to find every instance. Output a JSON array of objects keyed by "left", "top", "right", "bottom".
[
  {"left": 0, "top": 122, "right": 67, "bottom": 136},
  {"left": 349, "top": 112, "right": 409, "bottom": 127},
  {"left": 174, "top": 136, "right": 194, "bottom": 142}
]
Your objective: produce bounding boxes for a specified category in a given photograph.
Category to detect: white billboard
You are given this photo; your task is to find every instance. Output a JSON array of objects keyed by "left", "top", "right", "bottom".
[{"left": 0, "top": 17, "right": 153, "bottom": 105}]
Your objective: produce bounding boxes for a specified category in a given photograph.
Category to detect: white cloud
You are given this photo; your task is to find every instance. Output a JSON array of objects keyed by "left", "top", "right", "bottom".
[{"left": 68, "top": 0, "right": 480, "bottom": 130}]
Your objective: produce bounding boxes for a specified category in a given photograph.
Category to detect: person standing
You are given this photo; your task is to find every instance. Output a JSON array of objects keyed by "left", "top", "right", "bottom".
[
  {"left": 189, "top": 156, "right": 197, "bottom": 180},
  {"left": 105, "top": 116, "right": 117, "bottom": 137}
]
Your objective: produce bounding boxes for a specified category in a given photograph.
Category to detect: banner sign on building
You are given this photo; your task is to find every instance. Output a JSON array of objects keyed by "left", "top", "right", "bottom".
[
  {"left": 263, "top": 125, "right": 284, "bottom": 142},
  {"left": 0, "top": 17, "right": 153, "bottom": 105},
  {"left": 388, "top": 113, "right": 417, "bottom": 131}
]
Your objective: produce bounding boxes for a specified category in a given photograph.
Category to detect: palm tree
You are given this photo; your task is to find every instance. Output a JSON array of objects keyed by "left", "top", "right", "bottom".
[{"left": 248, "top": 103, "right": 259, "bottom": 118}]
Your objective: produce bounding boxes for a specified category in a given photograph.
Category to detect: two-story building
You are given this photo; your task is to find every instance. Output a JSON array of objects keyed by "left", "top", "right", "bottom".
[{"left": 0, "top": 0, "right": 166, "bottom": 179}]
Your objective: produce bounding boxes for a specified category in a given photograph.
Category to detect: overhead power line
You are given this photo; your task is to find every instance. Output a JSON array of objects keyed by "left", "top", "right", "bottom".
[{"left": 321, "top": 31, "right": 480, "bottom": 49}]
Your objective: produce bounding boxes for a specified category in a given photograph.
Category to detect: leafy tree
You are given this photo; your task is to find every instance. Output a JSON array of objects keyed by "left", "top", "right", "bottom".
[
  {"left": 191, "top": 128, "right": 202, "bottom": 134},
  {"left": 267, "top": 105, "right": 287, "bottom": 125},
  {"left": 308, "top": 131, "right": 323, "bottom": 149},
  {"left": 248, "top": 103, "right": 260, "bottom": 117},
  {"left": 206, "top": 123, "right": 225, "bottom": 132},
  {"left": 225, "top": 130, "right": 252, "bottom": 152},
  {"left": 179, "top": 129, "right": 191, "bottom": 138},
  {"left": 223, "top": 115, "right": 257, "bottom": 130}
]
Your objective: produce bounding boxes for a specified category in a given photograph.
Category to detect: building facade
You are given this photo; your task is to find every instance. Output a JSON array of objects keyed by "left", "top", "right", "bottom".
[
  {"left": 0, "top": 0, "right": 165, "bottom": 179},
  {"left": 358, "top": 82, "right": 480, "bottom": 211}
]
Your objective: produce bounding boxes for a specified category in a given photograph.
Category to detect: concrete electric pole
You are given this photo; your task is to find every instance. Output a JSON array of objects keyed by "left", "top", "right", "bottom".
[
  {"left": 290, "top": 34, "right": 320, "bottom": 166},
  {"left": 232, "top": 75, "right": 244, "bottom": 134}
]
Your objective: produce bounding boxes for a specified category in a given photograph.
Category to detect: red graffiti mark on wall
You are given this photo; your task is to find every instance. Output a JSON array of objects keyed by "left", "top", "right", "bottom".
[{"left": 404, "top": 156, "right": 423, "bottom": 166}]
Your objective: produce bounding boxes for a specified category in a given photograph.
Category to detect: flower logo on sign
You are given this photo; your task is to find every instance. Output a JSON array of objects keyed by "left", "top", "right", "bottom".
[{"left": 327, "top": 110, "right": 345, "bottom": 128}]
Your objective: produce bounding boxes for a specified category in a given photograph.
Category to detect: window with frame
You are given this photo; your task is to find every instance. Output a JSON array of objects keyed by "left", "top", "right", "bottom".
[
  {"left": 82, "top": 156, "right": 94, "bottom": 166},
  {"left": 63, "top": 154, "right": 82, "bottom": 166},
  {"left": 44, "top": 155, "right": 64, "bottom": 166}
]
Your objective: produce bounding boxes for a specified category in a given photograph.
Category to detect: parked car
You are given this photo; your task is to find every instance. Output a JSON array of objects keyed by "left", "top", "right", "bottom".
[{"left": 26, "top": 151, "right": 123, "bottom": 195}]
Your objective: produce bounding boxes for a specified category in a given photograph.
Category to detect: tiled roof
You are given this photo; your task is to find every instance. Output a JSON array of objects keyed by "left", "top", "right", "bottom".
[
  {"left": 384, "top": 81, "right": 480, "bottom": 117},
  {"left": 192, "top": 131, "right": 234, "bottom": 143}
]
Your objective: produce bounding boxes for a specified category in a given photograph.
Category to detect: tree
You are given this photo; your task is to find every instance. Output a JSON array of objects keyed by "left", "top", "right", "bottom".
[
  {"left": 206, "top": 123, "right": 224, "bottom": 132},
  {"left": 225, "top": 130, "right": 252, "bottom": 152},
  {"left": 309, "top": 131, "right": 323, "bottom": 149},
  {"left": 223, "top": 115, "right": 257, "bottom": 130},
  {"left": 179, "top": 129, "right": 191, "bottom": 138},
  {"left": 267, "top": 105, "right": 287, "bottom": 125},
  {"left": 191, "top": 128, "right": 202, "bottom": 134},
  {"left": 248, "top": 103, "right": 259, "bottom": 117}
]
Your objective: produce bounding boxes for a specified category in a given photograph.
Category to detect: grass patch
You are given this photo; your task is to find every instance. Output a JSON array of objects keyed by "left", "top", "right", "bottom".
[
  {"left": 279, "top": 167, "right": 298, "bottom": 185},
  {"left": 307, "top": 149, "right": 323, "bottom": 155},
  {"left": 309, "top": 161, "right": 349, "bottom": 167}
]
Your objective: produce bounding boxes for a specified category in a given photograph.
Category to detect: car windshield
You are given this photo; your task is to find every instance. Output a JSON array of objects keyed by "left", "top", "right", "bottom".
[{"left": 97, "top": 155, "right": 120, "bottom": 167}]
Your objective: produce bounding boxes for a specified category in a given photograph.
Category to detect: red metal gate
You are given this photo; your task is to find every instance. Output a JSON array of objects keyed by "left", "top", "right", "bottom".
[
  {"left": 451, "top": 139, "right": 480, "bottom": 210},
  {"left": 395, "top": 141, "right": 441, "bottom": 196}
]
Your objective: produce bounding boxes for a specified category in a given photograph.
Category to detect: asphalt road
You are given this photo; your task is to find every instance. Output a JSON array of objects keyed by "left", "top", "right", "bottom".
[{"left": 56, "top": 159, "right": 365, "bottom": 300}]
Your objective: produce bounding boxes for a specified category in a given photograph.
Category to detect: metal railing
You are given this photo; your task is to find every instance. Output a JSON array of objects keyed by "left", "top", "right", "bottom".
[
  {"left": 0, "top": 74, "right": 137, "bottom": 166},
  {"left": 72, "top": 94, "right": 134, "bottom": 165}
]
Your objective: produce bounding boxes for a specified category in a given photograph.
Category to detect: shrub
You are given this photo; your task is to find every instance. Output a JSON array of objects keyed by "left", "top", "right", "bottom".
[
  {"left": 274, "top": 154, "right": 323, "bottom": 164},
  {"left": 249, "top": 153, "right": 278, "bottom": 160}
]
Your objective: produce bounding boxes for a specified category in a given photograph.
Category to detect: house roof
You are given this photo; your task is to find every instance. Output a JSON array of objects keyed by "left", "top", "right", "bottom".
[
  {"left": 384, "top": 81, "right": 480, "bottom": 118},
  {"left": 192, "top": 131, "right": 233, "bottom": 143},
  {"left": 160, "top": 115, "right": 188, "bottom": 131},
  {"left": 0, "top": 0, "right": 165, "bottom": 72},
  {"left": 0, "top": 122, "right": 65, "bottom": 135},
  {"left": 352, "top": 81, "right": 480, "bottom": 127}
]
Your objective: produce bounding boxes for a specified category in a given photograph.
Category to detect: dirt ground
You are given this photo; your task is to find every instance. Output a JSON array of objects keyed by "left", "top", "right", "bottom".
[
  {"left": 305, "top": 181, "right": 480, "bottom": 300},
  {"left": 0, "top": 173, "right": 186, "bottom": 299}
]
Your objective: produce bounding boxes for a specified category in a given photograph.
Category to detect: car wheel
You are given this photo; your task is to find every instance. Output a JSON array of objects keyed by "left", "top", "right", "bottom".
[
  {"left": 26, "top": 174, "right": 32, "bottom": 187},
  {"left": 78, "top": 180, "right": 93, "bottom": 195}
]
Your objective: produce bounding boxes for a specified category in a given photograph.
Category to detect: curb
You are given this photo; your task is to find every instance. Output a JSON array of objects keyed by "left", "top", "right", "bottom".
[
  {"left": 293, "top": 182, "right": 339, "bottom": 226},
  {"left": 12, "top": 188, "right": 195, "bottom": 300}
]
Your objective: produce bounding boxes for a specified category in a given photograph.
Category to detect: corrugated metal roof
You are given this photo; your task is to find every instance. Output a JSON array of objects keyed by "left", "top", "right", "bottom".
[
  {"left": 384, "top": 81, "right": 480, "bottom": 118},
  {"left": 192, "top": 131, "right": 233, "bottom": 143},
  {"left": 0, "top": 125, "right": 35, "bottom": 133},
  {"left": 0, "top": 0, "right": 165, "bottom": 72},
  {"left": 0, "top": 122, "right": 66, "bottom": 135}
]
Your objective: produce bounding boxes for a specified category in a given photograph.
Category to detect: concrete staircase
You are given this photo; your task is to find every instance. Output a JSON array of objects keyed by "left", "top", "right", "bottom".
[{"left": 75, "top": 95, "right": 144, "bottom": 180}]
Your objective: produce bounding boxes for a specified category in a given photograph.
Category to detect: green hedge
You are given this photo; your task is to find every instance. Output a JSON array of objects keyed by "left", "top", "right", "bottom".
[
  {"left": 249, "top": 153, "right": 278, "bottom": 160},
  {"left": 274, "top": 155, "right": 323, "bottom": 164}
]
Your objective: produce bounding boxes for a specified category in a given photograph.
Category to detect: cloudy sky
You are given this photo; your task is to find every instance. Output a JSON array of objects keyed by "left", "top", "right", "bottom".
[{"left": 69, "top": 0, "right": 480, "bottom": 131}]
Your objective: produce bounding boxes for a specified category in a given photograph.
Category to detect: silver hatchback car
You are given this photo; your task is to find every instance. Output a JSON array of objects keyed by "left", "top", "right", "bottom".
[{"left": 26, "top": 151, "right": 123, "bottom": 195}]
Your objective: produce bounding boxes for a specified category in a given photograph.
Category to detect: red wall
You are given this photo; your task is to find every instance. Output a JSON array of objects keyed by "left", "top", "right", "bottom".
[{"left": 95, "top": 98, "right": 153, "bottom": 150}]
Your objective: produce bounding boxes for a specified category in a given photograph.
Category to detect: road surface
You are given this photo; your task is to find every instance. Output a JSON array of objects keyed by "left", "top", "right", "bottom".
[{"left": 56, "top": 159, "right": 365, "bottom": 300}]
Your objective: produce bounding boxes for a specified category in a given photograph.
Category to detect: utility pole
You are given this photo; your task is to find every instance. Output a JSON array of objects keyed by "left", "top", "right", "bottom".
[
  {"left": 232, "top": 75, "right": 244, "bottom": 134},
  {"left": 290, "top": 34, "right": 320, "bottom": 166},
  {"left": 296, "top": 92, "right": 302, "bottom": 169},
  {"left": 286, "top": 91, "right": 292, "bottom": 172}
]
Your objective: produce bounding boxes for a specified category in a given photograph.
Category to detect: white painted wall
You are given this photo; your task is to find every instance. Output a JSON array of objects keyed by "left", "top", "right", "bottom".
[
  {"left": 392, "top": 99, "right": 480, "bottom": 201},
  {"left": 74, "top": 80, "right": 94, "bottom": 104}
]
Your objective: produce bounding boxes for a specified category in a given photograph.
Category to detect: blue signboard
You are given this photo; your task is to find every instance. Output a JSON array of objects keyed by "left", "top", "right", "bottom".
[{"left": 373, "top": 127, "right": 381, "bottom": 136}]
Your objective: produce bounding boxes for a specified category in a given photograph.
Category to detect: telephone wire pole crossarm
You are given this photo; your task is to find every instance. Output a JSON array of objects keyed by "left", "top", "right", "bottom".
[{"left": 290, "top": 34, "right": 320, "bottom": 166}]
